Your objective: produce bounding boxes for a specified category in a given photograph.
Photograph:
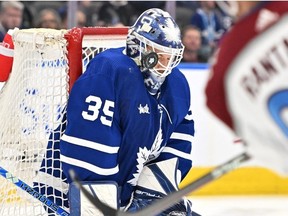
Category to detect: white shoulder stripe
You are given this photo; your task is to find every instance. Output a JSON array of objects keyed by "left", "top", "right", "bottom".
[
  {"left": 170, "top": 132, "right": 193, "bottom": 142},
  {"left": 0, "top": 46, "right": 13, "bottom": 57},
  {"left": 61, "top": 134, "right": 119, "bottom": 154},
  {"left": 162, "top": 147, "right": 192, "bottom": 161},
  {"left": 60, "top": 154, "right": 119, "bottom": 176}
]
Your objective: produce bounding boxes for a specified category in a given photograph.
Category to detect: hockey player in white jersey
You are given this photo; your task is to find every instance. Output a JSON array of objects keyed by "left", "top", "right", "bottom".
[
  {"left": 35, "top": 8, "right": 199, "bottom": 215},
  {"left": 206, "top": 1, "right": 288, "bottom": 175}
]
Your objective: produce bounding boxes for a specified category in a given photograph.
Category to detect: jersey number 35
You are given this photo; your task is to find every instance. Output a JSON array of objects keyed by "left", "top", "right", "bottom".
[{"left": 82, "top": 95, "right": 114, "bottom": 127}]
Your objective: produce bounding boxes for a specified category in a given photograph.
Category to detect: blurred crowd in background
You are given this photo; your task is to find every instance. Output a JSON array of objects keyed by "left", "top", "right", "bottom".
[{"left": 0, "top": 1, "right": 235, "bottom": 63}]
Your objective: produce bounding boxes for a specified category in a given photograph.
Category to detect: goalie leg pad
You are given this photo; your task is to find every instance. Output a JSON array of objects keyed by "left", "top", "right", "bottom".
[{"left": 69, "top": 181, "right": 119, "bottom": 216}]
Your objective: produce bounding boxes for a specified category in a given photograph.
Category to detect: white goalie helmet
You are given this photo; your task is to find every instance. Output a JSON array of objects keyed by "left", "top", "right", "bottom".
[{"left": 126, "top": 8, "right": 184, "bottom": 78}]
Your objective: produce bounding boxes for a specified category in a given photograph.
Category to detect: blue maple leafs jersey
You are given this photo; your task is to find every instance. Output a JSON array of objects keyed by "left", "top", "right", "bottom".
[{"left": 37, "top": 47, "right": 195, "bottom": 209}]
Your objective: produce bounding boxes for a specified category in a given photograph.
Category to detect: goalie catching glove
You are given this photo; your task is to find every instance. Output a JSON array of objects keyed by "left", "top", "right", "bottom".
[{"left": 126, "top": 158, "right": 199, "bottom": 216}]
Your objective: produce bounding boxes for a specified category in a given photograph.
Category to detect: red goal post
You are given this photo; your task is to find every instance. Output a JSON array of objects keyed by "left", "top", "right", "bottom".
[
  {"left": 65, "top": 27, "right": 128, "bottom": 91},
  {"left": 0, "top": 27, "right": 128, "bottom": 216}
]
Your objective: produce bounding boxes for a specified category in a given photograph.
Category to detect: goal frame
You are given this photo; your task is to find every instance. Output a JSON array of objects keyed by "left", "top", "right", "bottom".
[
  {"left": 65, "top": 27, "right": 128, "bottom": 91},
  {"left": 0, "top": 26, "right": 128, "bottom": 216}
]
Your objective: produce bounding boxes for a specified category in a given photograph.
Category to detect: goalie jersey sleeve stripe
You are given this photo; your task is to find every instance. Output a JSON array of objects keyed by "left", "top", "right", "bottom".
[
  {"left": 60, "top": 154, "right": 119, "bottom": 176},
  {"left": 61, "top": 134, "right": 119, "bottom": 153},
  {"left": 162, "top": 147, "right": 192, "bottom": 161},
  {"left": 170, "top": 132, "right": 194, "bottom": 142}
]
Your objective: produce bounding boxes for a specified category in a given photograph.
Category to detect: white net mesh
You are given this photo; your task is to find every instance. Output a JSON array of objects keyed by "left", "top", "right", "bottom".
[{"left": 0, "top": 27, "right": 127, "bottom": 216}]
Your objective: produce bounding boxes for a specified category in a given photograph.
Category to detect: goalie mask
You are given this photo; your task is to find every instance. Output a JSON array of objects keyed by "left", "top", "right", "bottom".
[{"left": 126, "top": 8, "right": 184, "bottom": 94}]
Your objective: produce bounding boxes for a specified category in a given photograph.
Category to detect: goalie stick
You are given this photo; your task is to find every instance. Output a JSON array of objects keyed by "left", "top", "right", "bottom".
[
  {"left": 0, "top": 166, "right": 70, "bottom": 216},
  {"left": 70, "top": 152, "right": 250, "bottom": 216}
]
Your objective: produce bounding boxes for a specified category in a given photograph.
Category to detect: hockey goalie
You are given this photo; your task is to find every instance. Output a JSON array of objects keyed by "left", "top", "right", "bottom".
[{"left": 33, "top": 8, "right": 200, "bottom": 216}]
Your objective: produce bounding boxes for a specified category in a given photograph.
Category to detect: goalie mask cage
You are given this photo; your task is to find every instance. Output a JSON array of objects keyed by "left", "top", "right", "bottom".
[{"left": 0, "top": 27, "right": 128, "bottom": 216}]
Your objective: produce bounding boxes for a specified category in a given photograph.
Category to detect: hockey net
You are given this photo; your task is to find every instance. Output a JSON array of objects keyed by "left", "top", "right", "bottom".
[{"left": 0, "top": 27, "right": 128, "bottom": 216}]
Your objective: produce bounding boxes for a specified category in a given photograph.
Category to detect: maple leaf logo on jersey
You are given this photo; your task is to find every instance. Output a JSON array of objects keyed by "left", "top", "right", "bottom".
[
  {"left": 138, "top": 104, "right": 150, "bottom": 114},
  {"left": 128, "top": 121, "right": 164, "bottom": 186}
]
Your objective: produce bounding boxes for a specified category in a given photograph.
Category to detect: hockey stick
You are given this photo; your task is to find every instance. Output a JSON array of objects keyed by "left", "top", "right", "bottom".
[
  {"left": 0, "top": 166, "right": 70, "bottom": 216},
  {"left": 70, "top": 152, "right": 250, "bottom": 216}
]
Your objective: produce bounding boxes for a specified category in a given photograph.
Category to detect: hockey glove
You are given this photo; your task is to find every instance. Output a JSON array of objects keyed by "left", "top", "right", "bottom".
[{"left": 126, "top": 158, "right": 195, "bottom": 215}]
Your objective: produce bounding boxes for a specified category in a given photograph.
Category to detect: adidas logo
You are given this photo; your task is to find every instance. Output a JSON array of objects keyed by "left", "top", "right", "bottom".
[{"left": 256, "top": 9, "right": 279, "bottom": 32}]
